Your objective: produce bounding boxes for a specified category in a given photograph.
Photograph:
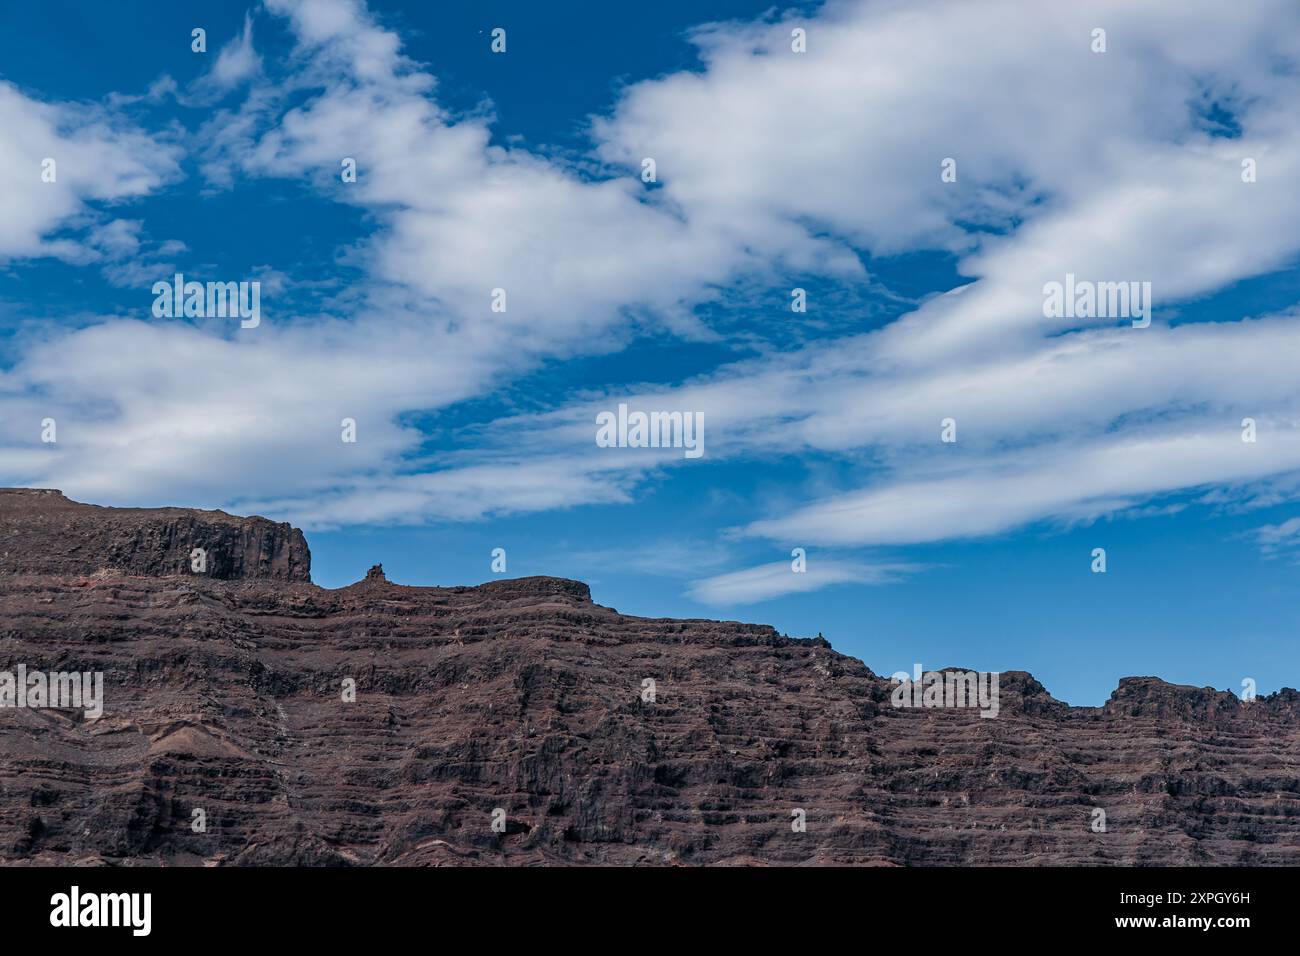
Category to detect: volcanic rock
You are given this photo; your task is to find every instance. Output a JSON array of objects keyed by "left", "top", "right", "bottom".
[
  {"left": 0, "top": 490, "right": 1297, "bottom": 866},
  {"left": 0, "top": 489, "right": 308, "bottom": 582}
]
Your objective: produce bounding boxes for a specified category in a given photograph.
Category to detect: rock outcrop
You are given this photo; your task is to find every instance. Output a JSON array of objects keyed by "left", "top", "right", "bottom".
[
  {"left": 0, "top": 490, "right": 1296, "bottom": 866},
  {"left": 0, "top": 489, "right": 310, "bottom": 582}
]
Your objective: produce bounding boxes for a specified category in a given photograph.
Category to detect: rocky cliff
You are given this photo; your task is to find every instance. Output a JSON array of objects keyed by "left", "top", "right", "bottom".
[
  {"left": 0, "top": 489, "right": 310, "bottom": 582},
  {"left": 0, "top": 491, "right": 1297, "bottom": 866}
]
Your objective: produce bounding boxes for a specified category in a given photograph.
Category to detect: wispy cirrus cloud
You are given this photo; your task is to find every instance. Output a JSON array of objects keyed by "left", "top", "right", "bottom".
[
  {"left": 1254, "top": 517, "right": 1300, "bottom": 558},
  {"left": 689, "top": 558, "right": 923, "bottom": 606}
]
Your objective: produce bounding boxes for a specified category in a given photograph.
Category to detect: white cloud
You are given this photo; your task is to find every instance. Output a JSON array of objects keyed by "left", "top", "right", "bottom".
[
  {"left": 690, "top": 558, "right": 920, "bottom": 605},
  {"left": 202, "top": 13, "right": 263, "bottom": 93},
  {"left": 211, "top": 0, "right": 861, "bottom": 356},
  {"left": 4, "top": 0, "right": 1300, "bottom": 575},
  {"left": 0, "top": 82, "right": 181, "bottom": 262},
  {"left": 746, "top": 427, "right": 1300, "bottom": 546},
  {"left": 1254, "top": 517, "right": 1300, "bottom": 557},
  {"left": 84, "top": 219, "right": 189, "bottom": 288}
]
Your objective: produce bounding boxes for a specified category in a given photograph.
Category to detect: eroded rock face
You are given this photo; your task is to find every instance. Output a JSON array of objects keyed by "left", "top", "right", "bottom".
[
  {"left": 0, "top": 489, "right": 310, "bottom": 582},
  {"left": 0, "top": 491, "right": 1297, "bottom": 866}
]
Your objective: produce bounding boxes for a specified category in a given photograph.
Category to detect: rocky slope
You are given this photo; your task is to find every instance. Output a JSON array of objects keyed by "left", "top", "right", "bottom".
[{"left": 0, "top": 489, "right": 1297, "bottom": 866}]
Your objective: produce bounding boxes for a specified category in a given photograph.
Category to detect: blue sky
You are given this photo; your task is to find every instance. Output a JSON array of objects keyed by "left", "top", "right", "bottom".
[{"left": 3, "top": 0, "right": 1300, "bottom": 704}]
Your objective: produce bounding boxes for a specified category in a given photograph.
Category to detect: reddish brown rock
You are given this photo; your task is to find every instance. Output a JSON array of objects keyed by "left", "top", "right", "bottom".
[
  {"left": 0, "top": 491, "right": 1297, "bottom": 866},
  {"left": 0, "top": 488, "right": 309, "bottom": 582}
]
